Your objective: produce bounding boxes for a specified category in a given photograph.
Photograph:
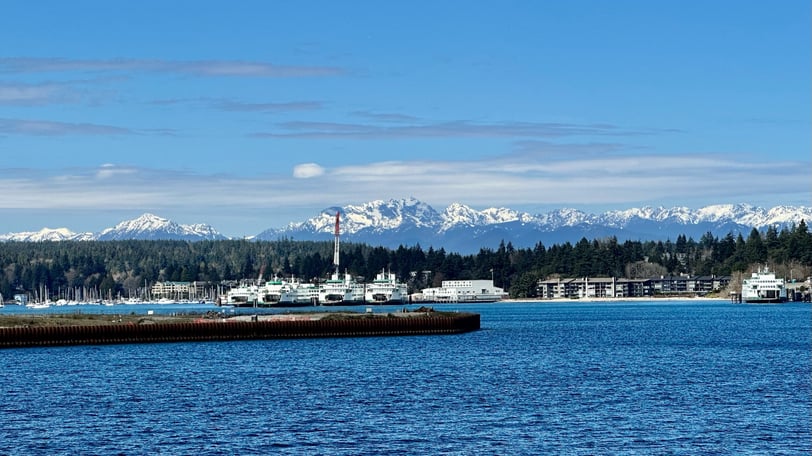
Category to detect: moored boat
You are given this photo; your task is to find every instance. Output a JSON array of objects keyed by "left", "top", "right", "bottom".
[
  {"left": 365, "top": 269, "right": 408, "bottom": 304},
  {"left": 225, "top": 284, "right": 260, "bottom": 307},
  {"left": 318, "top": 275, "right": 365, "bottom": 306},
  {"left": 25, "top": 302, "right": 51, "bottom": 309},
  {"left": 741, "top": 267, "right": 787, "bottom": 303},
  {"left": 262, "top": 277, "right": 318, "bottom": 307}
]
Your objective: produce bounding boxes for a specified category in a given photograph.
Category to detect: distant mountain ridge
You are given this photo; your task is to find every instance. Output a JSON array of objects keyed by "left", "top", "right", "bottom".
[
  {"left": 265, "top": 199, "right": 810, "bottom": 235},
  {"left": 0, "top": 213, "right": 227, "bottom": 242},
  {"left": 256, "top": 199, "right": 812, "bottom": 253},
  {"left": 2, "top": 200, "right": 810, "bottom": 253},
  {"left": 95, "top": 213, "right": 226, "bottom": 241},
  {"left": 0, "top": 227, "right": 96, "bottom": 243}
]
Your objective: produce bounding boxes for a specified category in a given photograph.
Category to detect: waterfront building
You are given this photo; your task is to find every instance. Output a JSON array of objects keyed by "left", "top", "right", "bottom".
[
  {"left": 150, "top": 281, "right": 206, "bottom": 300},
  {"left": 537, "top": 275, "right": 730, "bottom": 299},
  {"left": 420, "top": 279, "right": 508, "bottom": 303}
]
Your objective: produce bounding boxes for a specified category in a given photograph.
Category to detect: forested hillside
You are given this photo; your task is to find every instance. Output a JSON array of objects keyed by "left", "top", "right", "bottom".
[{"left": 1, "top": 222, "right": 810, "bottom": 300}]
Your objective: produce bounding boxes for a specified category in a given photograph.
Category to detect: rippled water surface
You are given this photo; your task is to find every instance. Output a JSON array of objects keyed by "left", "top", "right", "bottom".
[{"left": 1, "top": 301, "right": 809, "bottom": 455}]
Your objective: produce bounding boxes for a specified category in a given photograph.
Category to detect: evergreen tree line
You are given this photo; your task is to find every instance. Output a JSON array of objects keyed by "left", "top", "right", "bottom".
[{"left": 1, "top": 221, "right": 809, "bottom": 300}]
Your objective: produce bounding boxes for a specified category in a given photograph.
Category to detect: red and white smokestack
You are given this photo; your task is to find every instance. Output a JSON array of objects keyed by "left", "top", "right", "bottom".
[{"left": 333, "top": 212, "right": 340, "bottom": 274}]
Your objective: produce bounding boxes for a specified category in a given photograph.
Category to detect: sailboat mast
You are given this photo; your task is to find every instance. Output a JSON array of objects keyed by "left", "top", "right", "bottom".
[{"left": 333, "top": 212, "right": 340, "bottom": 277}]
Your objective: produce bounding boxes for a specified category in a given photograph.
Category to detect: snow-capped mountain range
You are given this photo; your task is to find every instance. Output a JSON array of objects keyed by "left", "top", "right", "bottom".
[
  {"left": 0, "top": 213, "right": 227, "bottom": 242},
  {"left": 2, "top": 199, "right": 810, "bottom": 253},
  {"left": 258, "top": 198, "right": 811, "bottom": 253},
  {"left": 261, "top": 198, "right": 810, "bottom": 234}
]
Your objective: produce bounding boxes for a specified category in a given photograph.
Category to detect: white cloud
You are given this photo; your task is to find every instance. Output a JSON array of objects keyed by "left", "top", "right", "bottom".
[
  {"left": 252, "top": 120, "right": 648, "bottom": 140},
  {"left": 0, "top": 57, "right": 344, "bottom": 78},
  {"left": 96, "top": 164, "right": 136, "bottom": 179},
  {"left": 293, "top": 163, "right": 325, "bottom": 179},
  {"left": 0, "top": 82, "right": 61, "bottom": 105},
  {"left": 0, "top": 118, "right": 133, "bottom": 136}
]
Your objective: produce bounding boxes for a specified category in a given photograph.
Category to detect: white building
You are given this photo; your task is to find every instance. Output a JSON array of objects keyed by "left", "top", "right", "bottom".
[
  {"left": 420, "top": 279, "right": 508, "bottom": 303},
  {"left": 150, "top": 281, "right": 206, "bottom": 300}
]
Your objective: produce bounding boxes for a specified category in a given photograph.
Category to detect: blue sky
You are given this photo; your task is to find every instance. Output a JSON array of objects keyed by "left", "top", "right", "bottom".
[{"left": 1, "top": 1, "right": 809, "bottom": 237}]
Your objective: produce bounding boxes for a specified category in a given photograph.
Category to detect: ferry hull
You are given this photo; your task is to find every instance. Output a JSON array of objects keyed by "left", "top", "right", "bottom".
[
  {"left": 367, "top": 296, "right": 407, "bottom": 305},
  {"left": 318, "top": 298, "right": 366, "bottom": 306},
  {"left": 743, "top": 297, "right": 788, "bottom": 304},
  {"left": 267, "top": 301, "right": 314, "bottom": 308}
]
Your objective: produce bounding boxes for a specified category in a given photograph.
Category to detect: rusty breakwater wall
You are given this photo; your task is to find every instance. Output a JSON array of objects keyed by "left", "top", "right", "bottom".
[{"left": 0, "top": 314, "right": 480, "bottom": 348}]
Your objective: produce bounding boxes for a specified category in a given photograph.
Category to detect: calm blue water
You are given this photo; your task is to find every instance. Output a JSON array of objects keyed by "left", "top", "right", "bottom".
[{"left": 1, "top": 301, "right": 809, "bottom": 455}]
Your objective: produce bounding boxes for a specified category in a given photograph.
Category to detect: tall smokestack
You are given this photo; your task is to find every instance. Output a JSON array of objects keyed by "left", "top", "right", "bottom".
[{"left": 333, "top": 212, "right": 340, "bottom": 276}]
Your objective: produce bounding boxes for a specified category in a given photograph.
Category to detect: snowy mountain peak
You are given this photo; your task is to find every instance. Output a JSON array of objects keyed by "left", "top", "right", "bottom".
[
  {"left": 296, "top": 198, "right": 443, "bottom": 235},
  {"left": 441, "top": 203, "right": 481, "bottom": 229},
  {"left": 536, "top": 208, "right": 595, "bottom": 227},
  {"left": 110, "top": 213, "right": 170, "bottom": 231},
  {"left": 480, "top": 207, "right": 524, "bottom": 224},
  {"left": 0, "top": 227, "right": 94, "bottom": 242},
  {"left": 95, "top": 213, "right": 226, "bottom": 241}
]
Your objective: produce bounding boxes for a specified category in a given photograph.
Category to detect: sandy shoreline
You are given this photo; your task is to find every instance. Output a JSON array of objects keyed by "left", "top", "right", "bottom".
[{"left": 498, "top": 296, "right": 730, "bottom": 303}]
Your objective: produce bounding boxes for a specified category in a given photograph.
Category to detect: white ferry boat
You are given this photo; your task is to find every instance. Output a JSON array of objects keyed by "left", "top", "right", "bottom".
[
  {"left": 420, "top": 279, "right": 508, "bottom": 303},
  {"left": 224, "top": 284, "right": 260, "bottom": 307},
  {"left": 318, "top": 273, "right": 366, "bottom": 306},
  {"left": 260, "top": 277, "right": 318, "bottom": 307},
  {"left": 287, "top": 281, "right": 319, "bottom": 306},
  {"left": 365, "top": 269, "right": 408, "bottom": 304},
  {"left": 741, "top": 268, "right": 787, "bottom": 303}
]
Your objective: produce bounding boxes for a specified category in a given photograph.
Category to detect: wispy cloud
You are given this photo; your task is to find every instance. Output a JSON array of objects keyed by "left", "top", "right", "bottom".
[
  {"left": 0, "top": 76, "right": 130, "bottom": 107},
  {"left": 0, "top": 81, "right": 67, "bottom": 106},
  {"left": 210, "top": 99, "right": 324, "bottom": 112},
  {"left": 511, "top": 140, "right": 634, "bottom": 158},
  {"left": 0, "top": 118, "right": 177, "bottom": 136},
  {"left": 151, "top": 97, "right": 323, "bottom": 113},
  {"left": 0, "top": 118, "right": 133, "bottom": 136},
  {"left": 96, "top": 163, "right": 137, "bottom": 179},
  {"left": 350, "top": 111, "right": 422, "bottom": 123},
  {"left": 0, "top": 57, "right": 345, "bottom": 78},
  {"left": 251, "top": 120, "right": 653, "bottom": 140}
]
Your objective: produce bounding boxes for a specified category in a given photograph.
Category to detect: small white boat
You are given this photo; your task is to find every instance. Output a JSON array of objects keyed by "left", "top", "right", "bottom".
[{"left": 26, "top": 302, "right": 51, "bottom": 309}]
